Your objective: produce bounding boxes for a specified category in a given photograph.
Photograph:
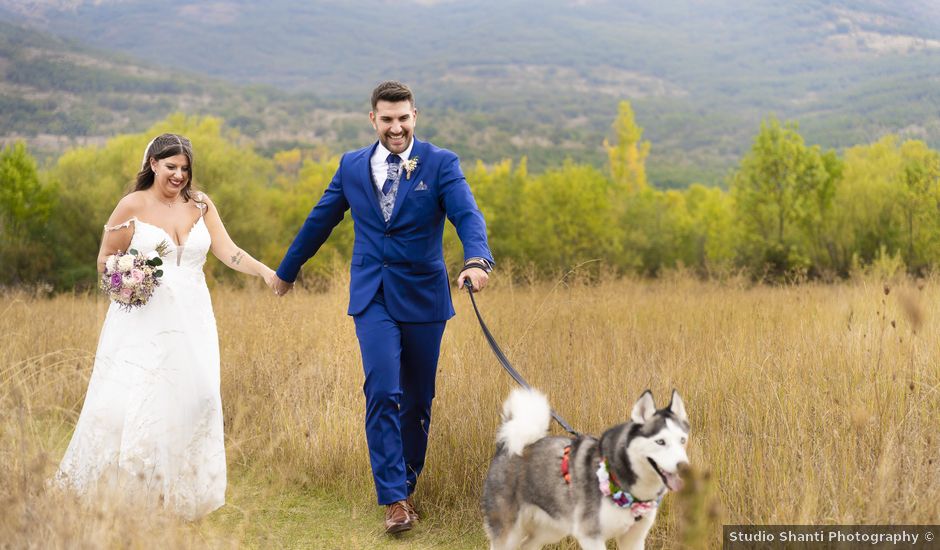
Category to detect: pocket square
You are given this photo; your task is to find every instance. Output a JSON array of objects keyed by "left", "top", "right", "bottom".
[{"left": 414, "top": 181, "right": 428, "bottom": 191}]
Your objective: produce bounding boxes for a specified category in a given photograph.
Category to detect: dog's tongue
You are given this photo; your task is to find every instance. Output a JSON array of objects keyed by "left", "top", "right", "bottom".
[{"left": 663, "top": 470, "right": 684, "bottom": 492}]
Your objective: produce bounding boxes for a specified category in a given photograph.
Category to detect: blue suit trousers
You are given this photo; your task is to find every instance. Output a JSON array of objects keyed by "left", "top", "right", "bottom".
[{"left": 353, "top": 288, "right": 446, "bottom": 505}]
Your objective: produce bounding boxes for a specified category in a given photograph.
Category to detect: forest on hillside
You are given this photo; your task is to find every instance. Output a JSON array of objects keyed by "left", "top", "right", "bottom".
[{"left": 3, "top": 101, "right": 939, "bottom": 290}]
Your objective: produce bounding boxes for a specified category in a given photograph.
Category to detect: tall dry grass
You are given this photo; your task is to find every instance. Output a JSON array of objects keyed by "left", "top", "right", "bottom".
[{"left": 2, "top": 272, "right": 939, "bottom": 548}]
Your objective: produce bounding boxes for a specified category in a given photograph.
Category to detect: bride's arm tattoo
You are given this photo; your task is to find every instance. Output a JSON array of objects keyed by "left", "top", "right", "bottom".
[{"left": 231, "top": 250, "right": 245, "bottom": 265}]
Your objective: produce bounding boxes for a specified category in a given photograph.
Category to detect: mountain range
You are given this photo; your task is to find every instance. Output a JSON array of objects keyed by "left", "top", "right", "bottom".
[{"left": 2, "top": 0, "right": 940, "bottom": 186}]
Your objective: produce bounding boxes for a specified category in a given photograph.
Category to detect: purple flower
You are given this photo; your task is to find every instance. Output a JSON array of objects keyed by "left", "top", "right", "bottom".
[{"left": 110, "top": 272, "right": 122, "bottom": 287}]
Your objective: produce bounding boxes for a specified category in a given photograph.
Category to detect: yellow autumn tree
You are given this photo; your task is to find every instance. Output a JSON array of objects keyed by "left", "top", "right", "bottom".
[{"left": 605, "top": 100, "right": 650, "bottom": 194}]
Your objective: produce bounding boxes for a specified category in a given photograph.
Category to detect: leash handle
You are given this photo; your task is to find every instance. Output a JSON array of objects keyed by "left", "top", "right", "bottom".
[{"left": 463, "top": 279, "right": 579, "bottom": 436}]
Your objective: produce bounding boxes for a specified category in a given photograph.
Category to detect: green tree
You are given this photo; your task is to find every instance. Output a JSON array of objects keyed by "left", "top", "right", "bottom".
[
  {"left": 519, "top": 162, "right": 621, "bottom": 272},
  {"left": 896, "top": 140, "right": 940, "bottom": 269},
  {"left": 617, "top": 188, "right": 671, "bottom": 274},
  {"left": 0, "top": 142, "right": 56, "bottom": 285},
  {"left": 464, "top": 158, "right": 528, "bottom": 265},
  {"left": 731, "top": 118, "right": 838, "bottom": 276},
  {"left": 834, "top": 136, "right": 940, "bottom": 272},
  {"left": 681, "top": 184, "right": 736, "bottom": 274}
]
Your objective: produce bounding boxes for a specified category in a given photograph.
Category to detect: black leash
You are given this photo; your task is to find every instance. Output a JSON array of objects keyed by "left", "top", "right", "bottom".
[{"left": 463, "top": 279, "right": 580, "bottom": 437}]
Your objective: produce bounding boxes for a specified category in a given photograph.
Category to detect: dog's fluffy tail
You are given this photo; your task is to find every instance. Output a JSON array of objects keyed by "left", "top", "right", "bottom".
[{"left": 496, "top": 388, "right": 551, "bottom": 456}]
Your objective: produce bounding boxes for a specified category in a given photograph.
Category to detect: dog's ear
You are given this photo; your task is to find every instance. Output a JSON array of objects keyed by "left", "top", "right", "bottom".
[
  {"left": 631, "top": 390, "right": 656, "bottom": 424},
  {"left": 668, "top": 389, "right": 688, "bottom": 424}
]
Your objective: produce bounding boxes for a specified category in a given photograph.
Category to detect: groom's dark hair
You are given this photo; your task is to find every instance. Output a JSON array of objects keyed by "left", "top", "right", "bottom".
[{"left": 371, "top": 81, "right": 414, "bottom": 110}]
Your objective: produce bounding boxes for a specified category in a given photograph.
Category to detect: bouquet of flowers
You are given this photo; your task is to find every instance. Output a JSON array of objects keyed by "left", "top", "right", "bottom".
[{"left": 100, "top": 241, "right": 169, "bottom": 311}]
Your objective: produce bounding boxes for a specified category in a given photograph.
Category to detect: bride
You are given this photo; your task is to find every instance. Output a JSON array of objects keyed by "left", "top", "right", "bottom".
[{"left": 55, "top": 133, "right": 276, "bottom": 519}]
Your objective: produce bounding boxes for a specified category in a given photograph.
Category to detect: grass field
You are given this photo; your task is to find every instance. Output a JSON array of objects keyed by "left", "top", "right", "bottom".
[{"left": 2, "top": 273, "right": 939, "bottom": 548}]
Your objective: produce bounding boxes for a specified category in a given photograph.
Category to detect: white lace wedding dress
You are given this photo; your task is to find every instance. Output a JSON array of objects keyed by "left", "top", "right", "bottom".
[{"left": 55, "top": 211, "right": 225, "bottom": 520}]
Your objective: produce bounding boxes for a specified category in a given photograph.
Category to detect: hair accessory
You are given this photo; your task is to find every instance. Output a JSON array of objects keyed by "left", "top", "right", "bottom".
[{"left": 140, "top": 137, "right": 157, "bottom": 170}]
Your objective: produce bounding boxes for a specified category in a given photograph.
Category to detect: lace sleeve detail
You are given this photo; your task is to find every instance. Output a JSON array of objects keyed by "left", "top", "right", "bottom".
[{"left": 104, "top": 217, "right": 137, "bottom": 231}]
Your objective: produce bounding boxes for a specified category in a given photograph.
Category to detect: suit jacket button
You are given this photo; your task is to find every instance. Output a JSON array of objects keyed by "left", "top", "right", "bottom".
[
  {"left": 384, "top": 233, "right": 390, "bottom": 238},
  {"left": 383, "top": 262, "right": 389, "bottom": 268}
]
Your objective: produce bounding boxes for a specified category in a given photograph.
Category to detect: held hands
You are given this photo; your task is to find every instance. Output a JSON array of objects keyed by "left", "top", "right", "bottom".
[
  {"left": 260, "top": 265, "right": 293, "bottom": 296},
  {"left": 457, "top": 267, "right": 489, "bottom": 292},
  {"left": 261, "top": 266, "right": 294, "bottom": 296},
  {"left": 261, "top": 266, "right": 278, "bottom": 289},
  {"left": 269, "top": 274, "right": 294, "bottom": 297}
]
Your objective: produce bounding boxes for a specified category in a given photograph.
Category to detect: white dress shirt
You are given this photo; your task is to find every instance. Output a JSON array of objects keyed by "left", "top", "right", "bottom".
[{"left": 370, "top": 139, "right": 414, "bottom": 193}]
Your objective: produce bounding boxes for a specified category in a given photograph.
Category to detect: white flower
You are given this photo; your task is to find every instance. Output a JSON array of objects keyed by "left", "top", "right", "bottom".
[
  {"left": 117, "top": 255, "right": 135, "bottom": 272},
  {"left": 105, "top": 255, "right": 118, "bottom": 272}
]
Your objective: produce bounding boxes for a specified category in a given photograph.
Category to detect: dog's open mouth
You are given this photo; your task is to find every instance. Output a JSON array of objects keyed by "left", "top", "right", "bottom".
[{"left": 648, "top": 458, "right": 683, "bottom": 492}]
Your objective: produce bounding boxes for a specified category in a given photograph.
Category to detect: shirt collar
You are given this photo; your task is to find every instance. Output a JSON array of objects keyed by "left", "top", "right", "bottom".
[{"left": 374, "top": 138, "right": 415, "bottom": 163}]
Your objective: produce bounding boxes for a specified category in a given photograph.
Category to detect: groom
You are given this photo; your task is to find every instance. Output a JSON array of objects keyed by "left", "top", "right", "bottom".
[{"left": 272, "top": 81, "right": 493, "bottom": 534}]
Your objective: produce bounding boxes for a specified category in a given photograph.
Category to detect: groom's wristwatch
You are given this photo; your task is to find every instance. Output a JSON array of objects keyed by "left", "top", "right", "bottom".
[{"left": 462, "top": 257, "right": 493, "bottom": 273}]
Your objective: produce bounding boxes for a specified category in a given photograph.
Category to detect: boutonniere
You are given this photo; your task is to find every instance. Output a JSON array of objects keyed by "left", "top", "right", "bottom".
[{"left": 404, "top": 157, "right": 419, "bottom": 180}]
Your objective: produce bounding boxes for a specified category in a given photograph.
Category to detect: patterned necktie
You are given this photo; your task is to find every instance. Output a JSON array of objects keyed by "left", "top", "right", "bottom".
[{"left": 382, "top": 154, "right": 401, "bottom": 195}]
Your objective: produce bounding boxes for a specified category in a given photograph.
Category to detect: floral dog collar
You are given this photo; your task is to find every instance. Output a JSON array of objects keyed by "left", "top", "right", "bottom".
[{"left": 596, "top": 458, "right": 662, "bottom": 519}]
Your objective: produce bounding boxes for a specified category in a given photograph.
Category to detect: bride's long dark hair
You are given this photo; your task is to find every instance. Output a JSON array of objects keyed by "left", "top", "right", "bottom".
[{"left": 134, "top": 133, "right": 196, "bottom": 202}]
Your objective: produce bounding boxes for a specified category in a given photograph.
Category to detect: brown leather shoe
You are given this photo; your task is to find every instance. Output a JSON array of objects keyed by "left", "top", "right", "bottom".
[
  {"left": 404, "top": 495, "right": 420, "bottom": 521},
  {"left": 384, "top": 501, "right": 413, "bottom": 534}
]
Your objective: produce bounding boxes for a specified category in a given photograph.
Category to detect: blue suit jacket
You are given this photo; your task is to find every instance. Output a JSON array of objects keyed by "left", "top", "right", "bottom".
[{"left": 276, "top": 138, "right": 494, "bottom": 323}]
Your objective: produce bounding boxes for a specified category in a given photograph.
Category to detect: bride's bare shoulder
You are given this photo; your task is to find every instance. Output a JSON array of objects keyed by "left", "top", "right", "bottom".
[
  {"left": 118, "top": 191, "right": 149, "bottom": 209},
  {"left": 105, "top": 192, "right": 146, "bottom": 228}
]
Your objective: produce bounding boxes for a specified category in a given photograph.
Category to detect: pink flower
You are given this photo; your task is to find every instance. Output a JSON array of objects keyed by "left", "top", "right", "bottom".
[
  {"left": 131, "top": 269, "right": 145, "bottom": 283},
  {"left": 120, "top": 287, "right": 133, "bottom": 302},
  {"left": 631, "top": 502, "right": 655, "bottom": 516}
]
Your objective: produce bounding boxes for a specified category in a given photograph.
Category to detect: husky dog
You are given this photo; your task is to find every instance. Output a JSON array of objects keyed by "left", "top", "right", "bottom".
[{"left": 481, "top": 388, "right": 690, "bottom": 550}]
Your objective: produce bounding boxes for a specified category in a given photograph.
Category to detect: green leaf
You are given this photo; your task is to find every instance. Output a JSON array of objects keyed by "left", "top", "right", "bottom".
[
  {"left": 149, "top": 257, "right": 163, "bottom": 266},
  {"left": 155, "top": 269, "right": 164, "bottom": 277},
  {"left": 128, "top": 248, "right": 138, "bottom": 256}
]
